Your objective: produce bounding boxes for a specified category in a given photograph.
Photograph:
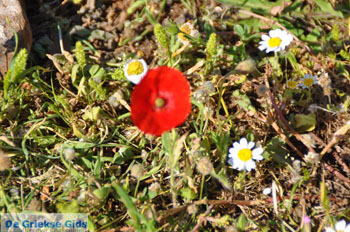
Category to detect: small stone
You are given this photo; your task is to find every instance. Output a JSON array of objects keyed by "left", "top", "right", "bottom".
[
  {"left": 27, "top": 198, "right": 41, "bottom": 211},
  {"left": 0, "top": 0, "right": 32, "bottom": 76},
  {"left": 0, "top": 149, "right": 11, "bottom": 171},
  {"left": 130, "top": 163, "right": 145, "bottom": 180}
]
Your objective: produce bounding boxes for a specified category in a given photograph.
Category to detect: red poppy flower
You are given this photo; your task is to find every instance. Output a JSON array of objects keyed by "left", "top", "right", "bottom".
[{"left": 131, "top": 66, "right": 191, "bottom": 136}]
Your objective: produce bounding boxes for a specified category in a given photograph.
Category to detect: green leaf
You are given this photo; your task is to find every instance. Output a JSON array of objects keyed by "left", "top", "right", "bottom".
[
  {"left": 71, "top": 64, "right": 80, "bottom": 86},
  {"left": 88, "top": 216, "right": 96, "bottom": 232},
  {"left": 263, "top": 136, "right": 290, "bottom": 165},
  {"left": 56, "top": 200, "right": 80, "bottom": 213},
  {"left": 112, "top": 183, "right": 156, "bottom": 231},
  {"left": 93, "top": 186, "right": 112, "bottom": 202},
  {"left": 234, "top": 25, "right": 245, "bottom": 39},
  {"left": 237, "top": 214, "right": 247, "bottom": 231},
  {"left": 113, "top": 183, "right": 141, "bottom": 228},
  {"left": 313, "top": 0, "right": 343, "bottom": 18},
  {"left": 210, "top": 169, "right": 231, "bottom": 190},
  {"left": 231, "top": 90, "right": 256, "bottom": 112},
  {"left": 286, "top": 52, "right": 302, "bottom": 75},
  {"left": 293, "top": 113, "right": 316, "bottom": 132},
  {"left": 180, "top": 187, "right": 197, "bottom": 200},
  {"left": 145, "top": 7, "right": 157, "bottom": 25},
  {"left": 320, "top": 181, "right": 330, "bottom": 211},
  {"left": 127, "top": 0, "right": 146, "bottom": 15}
]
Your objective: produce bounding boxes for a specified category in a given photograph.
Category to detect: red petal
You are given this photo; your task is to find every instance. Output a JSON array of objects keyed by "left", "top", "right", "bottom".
[{"left": 131, "top": 66, "right": 191, "bottom": 136}]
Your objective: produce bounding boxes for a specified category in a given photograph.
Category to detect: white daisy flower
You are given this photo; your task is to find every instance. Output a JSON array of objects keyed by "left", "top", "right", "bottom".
[
  {"left": 227, "top": 138, "right": 264, "bottom": 171},
  {"left": 258, "top": 29, "right": 293, "bottom": 53},
  {"left": 123, "top": 59, "right": 148, "bottom": 84},
  {"left": 325, "top": 219, "right": 350, "bottom": 232},
  {"left": 178, "top": 22, "right": 199, "bottom": 45},
  {"left": 299, "top": 74, "right": 318, "bottom": 89}
]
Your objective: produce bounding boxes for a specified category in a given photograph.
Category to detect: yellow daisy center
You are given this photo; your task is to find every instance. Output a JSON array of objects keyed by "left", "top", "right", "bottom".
[
  {"left": 178, "top": 24, "right": 192, "bottom": 42},
  {"left": 303, "top": 78, "right": 314, "bottom": 87},
  {"left": 287, "top": 80, "right": 297, "bottom": 89},
  {"left": 238, "top": 149, "right": 252, "bottom": 162},
  {"left": 268, "top": 37, "right": 282, "bottom": 48},
  {"left": 127, "top": 61, "right": 144, "bottom": 75}
]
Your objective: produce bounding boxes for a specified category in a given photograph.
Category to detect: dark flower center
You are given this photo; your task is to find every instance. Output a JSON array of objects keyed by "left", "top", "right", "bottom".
[{"left": 154, "top": 97, "right": 166, "bottom": 108}]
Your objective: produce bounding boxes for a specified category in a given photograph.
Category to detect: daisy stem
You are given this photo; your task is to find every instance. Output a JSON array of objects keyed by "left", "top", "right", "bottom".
[
  {"left": 200, "top": 174, "right": 205, "bottom": 200},
  {"left": 273, "top": 51, "right": 278, "bottom": 76}
]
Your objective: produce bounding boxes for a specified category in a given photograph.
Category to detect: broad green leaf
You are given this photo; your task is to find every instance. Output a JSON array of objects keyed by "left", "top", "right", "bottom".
[
  {"left": 231, "top": 90, "right": 256, "bottom": 112},
  {"left": 93, "top": 186, "right": 112, "bottom": 202},
  {"left": 180, "top": 187, "right": 197, "bottom": 201},
  {"left": 56, "top": 200, "right": 80, "bottom": 213},
  {"left": 293, "top": 113, "right": 316, "bottom": 132},
  {"left": 237, "top": 214, "right": 247, "bottom": 231},
  {"left": 263, "top": 136, "right": 290, "bottom": 165}
]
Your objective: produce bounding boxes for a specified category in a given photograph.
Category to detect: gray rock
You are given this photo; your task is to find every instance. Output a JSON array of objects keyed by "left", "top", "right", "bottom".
[{"left": 0, "top": 0, "right": 32, "bottom": 76}]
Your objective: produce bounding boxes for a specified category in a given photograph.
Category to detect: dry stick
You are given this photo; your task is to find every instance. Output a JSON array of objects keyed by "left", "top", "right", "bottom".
[
  {"left": 190, "top": 205, "right": 214, "bottom": 232},
  {"left": 320, "top": 121, "right": 350, "bottom": 157},
  {"left": 323, "top": 162, "right": 350, "bottom": 184},
  {"left": 157, "top": 194, "right": 343, "bottom": 224},
  {"left": 309, "top": 132, "right": 325, "bottom": 146},
  {"left": 332, "top": 152, "right": 350, "bottom": 175},
  {"left": 260, "top": 113, "right": 304, "bottom": 159}
]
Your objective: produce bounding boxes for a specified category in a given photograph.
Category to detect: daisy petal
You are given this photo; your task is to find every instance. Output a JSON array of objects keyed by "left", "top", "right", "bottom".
[
  {"left": 269, "top": 29, "right": 280, "bottom": 38},
  {"left": 245, "top": 160, "right": 256, "bottom": 171},
  {"left": 232, "top": 157, "right": 245, "bottom": 170},
  {"left": 258, "top": 44, "right": 266, "bottom": 50},
  {"left": 324, "top": 227, "right": 335, "bottom": 232},
  {"left": 335, "top": 220, "right": 347, "bottom": 231},
  {"left": 345, "top": 224, "right": 350, "bottom": 232},
  {"left": 248, "top": 141, "right": 255, "bottom": 149},
  {"left": 261, "top": 34, "right": 270, "bottom": 41},
  {"left": 228, "top": 148, "right": 239, "bottom": 157},
  {"left": 233, "top": 142, "right": 240, "bottom": 149},
  {"left": 252, "top": 148, "right": 264, "bottom": 160},
  {"left": 240, "top": 138, "right": 248, "bottom": 148}
]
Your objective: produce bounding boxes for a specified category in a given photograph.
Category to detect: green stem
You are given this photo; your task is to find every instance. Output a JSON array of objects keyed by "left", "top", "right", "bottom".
[
  {"left": 170, "top": 164, "right": 176, "bottom": 207},
  {"left": 134, "top": 179, "right": 140, "bottom": 198},
  {"left": 200, "top": 175, "right": 205, "bottom": 200}
]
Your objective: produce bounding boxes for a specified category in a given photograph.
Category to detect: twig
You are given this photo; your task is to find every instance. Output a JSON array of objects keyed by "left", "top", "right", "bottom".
[
  {"left": 332, "top": 152, "right": 350, "bottom": 175},
  {"left": 323, "top": 162, "right": 350, "bottom": 184},
  {"left": 320, "top": 120, "right": 350, "bottom": 158},
  {"left": 190, "top": 205, "right": 213, "bottom": 232},
  {"left": 260, "top": 112, "right": 304, "bottom": 159}
]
